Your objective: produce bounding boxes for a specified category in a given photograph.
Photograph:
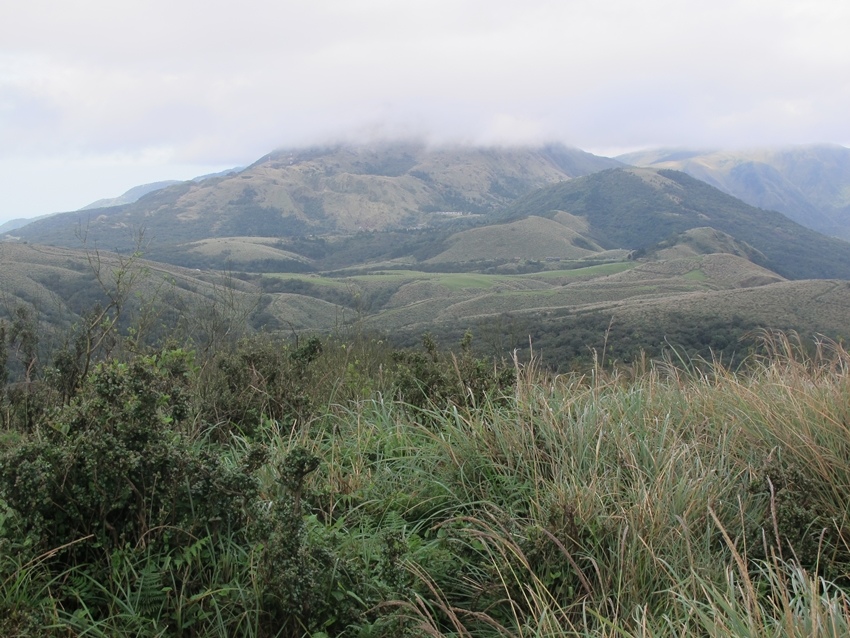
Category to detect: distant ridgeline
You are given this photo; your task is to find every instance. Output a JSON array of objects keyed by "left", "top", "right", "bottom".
[{"left": 2, "top": 143, "right": 850, "bottom": 369}]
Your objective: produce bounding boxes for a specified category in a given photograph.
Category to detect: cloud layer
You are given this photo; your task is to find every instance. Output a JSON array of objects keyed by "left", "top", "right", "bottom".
[{"left": 2, "top": 0, "right": 849, "bottom": 219}]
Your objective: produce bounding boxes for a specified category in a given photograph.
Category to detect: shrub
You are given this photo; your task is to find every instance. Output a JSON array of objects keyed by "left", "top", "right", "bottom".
[
  {"left": 392, "top": 331, "right": 515, "bottom": 411},
  {"left": 200, "top": 335, "right": 325, "bottom": 437},
  {"left": 0, "top": 349, "right": 257, "bottom": 563}
]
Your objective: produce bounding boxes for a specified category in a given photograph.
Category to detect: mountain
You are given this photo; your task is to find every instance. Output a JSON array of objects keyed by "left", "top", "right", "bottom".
[
  {"left": 8, "top": 152, "right": 850, "bottom": 281},
  {"left": 499, "top": 167, "right": 850, "bottom": 280},
  {"left": 5, "top": 143, "right": 850, "bottom": 365},
  {"left": 0, "top": 168, "right": 245, "bottom": 238},
  {"left": 618, "top": 144, "right": 850, "bottom": 238},
  {"left": 79, "top": 167, "right": 246, "bottom": 210},
  {"left": 3, "top": 143, "right": 623, "bottom": 255},
  {"left": 0, "top": 212, "right": 57, "bottom": 234},
  {"left": 79, "top": 180, "right": 182, "bottom": 210}
]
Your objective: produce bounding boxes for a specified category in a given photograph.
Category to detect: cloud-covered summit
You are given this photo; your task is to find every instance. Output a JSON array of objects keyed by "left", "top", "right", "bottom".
[{"left": 2, "top": 0, "right": 849, "bottom": 222}]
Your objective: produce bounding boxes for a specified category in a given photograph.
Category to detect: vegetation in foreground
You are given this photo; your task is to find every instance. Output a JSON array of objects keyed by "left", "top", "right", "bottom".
[{"left": 0, "top": 323, "right": 849, "bottom": 636}]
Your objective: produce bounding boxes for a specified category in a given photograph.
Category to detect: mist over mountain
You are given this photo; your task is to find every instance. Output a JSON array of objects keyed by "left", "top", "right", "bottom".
[
  {"left": 3, "top": 141, "right": 850, "bottom": 362},
  {"left": 4, "top": 143, "right": 622, "bottom": 254},
  {"left": 619, "top": 144, "right": 850, "bottom": 239}
]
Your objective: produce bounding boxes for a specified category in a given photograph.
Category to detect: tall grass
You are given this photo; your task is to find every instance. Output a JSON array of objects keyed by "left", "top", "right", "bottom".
[
  {"left": 298, "top": 332, "right": 850, "bottom": 636},
  {"left": 2, "top": 332, "right": 850, "bottom": 635}
]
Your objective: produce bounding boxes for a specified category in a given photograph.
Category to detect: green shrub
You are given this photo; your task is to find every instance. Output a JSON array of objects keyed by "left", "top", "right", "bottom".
[
  {"left": 200, "top": 335, "right": 324, "bottom": 437},
  {"left": 0, "top": 349, "right": 257, "bottom": 564},
  {"left": 392, "top": 332, "right": 515, "bottom": 411},
  {"left": 747, "top": 456, "right": 850, "bottom": 582}
]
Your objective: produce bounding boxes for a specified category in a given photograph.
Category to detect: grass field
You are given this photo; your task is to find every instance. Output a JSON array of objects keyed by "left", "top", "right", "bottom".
[
  {"left": 683, "top": 268, "right": 708, "bottom": 280},
  {"left": 262, "top": 272, "right": 353, "bottom": 289},
  {"left": 521, "top": 261, "right": 636, "bottom": 279}
]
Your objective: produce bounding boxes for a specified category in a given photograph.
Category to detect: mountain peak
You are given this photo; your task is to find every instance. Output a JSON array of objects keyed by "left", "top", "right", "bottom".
[{"left": 6, "top": 144, "right": 623, "bottom": 251}]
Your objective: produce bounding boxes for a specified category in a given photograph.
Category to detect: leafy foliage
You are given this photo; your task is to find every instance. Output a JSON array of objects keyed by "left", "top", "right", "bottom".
[
  {"left": 0, "top": 351, "right": 253, "bottom": 559},
  {"left": 200, "top": 335, "right": 325, "bottom": 436},
  {"left": 392, "top": 331, "right": 516, "bottom": 410},
  {"left": 0, "top": 301, "right": 849, "bottom": 637}
]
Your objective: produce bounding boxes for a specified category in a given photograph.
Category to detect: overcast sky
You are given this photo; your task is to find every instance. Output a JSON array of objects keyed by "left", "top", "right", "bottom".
[{"left": 2, "top": 0, "right": 849, "bottom": 223}]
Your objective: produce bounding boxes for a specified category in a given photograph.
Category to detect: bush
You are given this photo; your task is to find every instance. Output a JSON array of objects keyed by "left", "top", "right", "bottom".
[
  {"left": 392, "top": 331, "right": 515, "bottom": 411},
  {"left": 199, "top": 335, "right": 324, "bottom": 437},
  {"left": 0, "top": 349, "right": 257, "bottom": 567}
]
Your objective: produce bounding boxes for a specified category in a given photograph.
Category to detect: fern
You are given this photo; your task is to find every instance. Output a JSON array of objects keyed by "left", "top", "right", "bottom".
[{"left": 132, "top": 561, "right": 166, "bottom": 618}]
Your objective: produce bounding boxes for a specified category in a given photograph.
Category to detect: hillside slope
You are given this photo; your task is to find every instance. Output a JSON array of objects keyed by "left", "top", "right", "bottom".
[
  {"left": 4, "top": 143, "right": 622, "bottom": 255},
  {"left": 500, "top": 167, "right": 850, "bottom": 280},
  {"left": 619, "top": 144, "right": 850, "bottom": 238}
]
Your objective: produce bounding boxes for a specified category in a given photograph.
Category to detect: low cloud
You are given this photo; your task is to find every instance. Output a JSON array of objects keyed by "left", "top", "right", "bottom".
[{"left": 1, "top": 0, "right": 849, "bottom": 220}]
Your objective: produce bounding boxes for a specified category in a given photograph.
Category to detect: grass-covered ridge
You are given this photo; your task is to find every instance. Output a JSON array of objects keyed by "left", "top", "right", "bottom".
[
  {"left": 501, "top": 167, "right": 850, "bottom": 280},
  {"left": 0, "top": 327, "right": 849, "bottom": 636}
]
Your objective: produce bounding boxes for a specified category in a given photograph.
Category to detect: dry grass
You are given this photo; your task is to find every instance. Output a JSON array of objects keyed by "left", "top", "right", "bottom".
[
  {"left": 427, "top": 216, "right": 601, "bottom": 263},
  {"left": 306, "top": 332, "right": 850, "bottom": 636}
]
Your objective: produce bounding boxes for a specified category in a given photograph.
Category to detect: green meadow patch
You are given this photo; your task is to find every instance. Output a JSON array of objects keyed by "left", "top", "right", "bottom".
[
  {"left": 261, "top": 272, "right": 351, "bottom": 289},
  {"left": 684, "top": 268, "right": 709, "bottom": 281},
  {"left": 523, "top": 261, "right": 636, "bottom": 279},
  {"left": 431, "top": 273, "right": 502, "bottom": 290}
]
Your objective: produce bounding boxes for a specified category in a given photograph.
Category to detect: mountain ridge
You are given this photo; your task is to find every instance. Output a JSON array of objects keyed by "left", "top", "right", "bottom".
[
  {"left": 6, "top": 147, "right": 850, "bottom": 282},
  {"left": 498, "top": 166, "right": 850, "bottom": 280},
  {"left": 3, "top": 143, "right": 622, "bottom": 254},
  {"left": 3, "top": 141, "right": 850, "bottom": 370},
  {"left": 619, "top": 144, "right": 850, "bottom": 238}
]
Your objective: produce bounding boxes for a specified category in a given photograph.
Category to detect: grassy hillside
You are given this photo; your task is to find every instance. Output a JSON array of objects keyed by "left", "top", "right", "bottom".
[
  {"left": 5, "top": 143, "right": 622, "bottom": 256},
  {"left": 0, "top": 242, "right": 271, "bottom": 352},
  {"left": 620, "top": 144, "right": 850, "bottom": 237},
  {"left": 647, "top": 226, "right": 765, "bottom": 262},
  {"left": 501, "top": 167, "right": 850, "bottom": 280},
  {"left": 3, "top": 236, "right": 847, "bottom": 371},
  {"left": 427, "top": 215, "right": 601, "bottom": 263},
  {"left": 521, "top": 278, "right": 850, "bottom": 368}
]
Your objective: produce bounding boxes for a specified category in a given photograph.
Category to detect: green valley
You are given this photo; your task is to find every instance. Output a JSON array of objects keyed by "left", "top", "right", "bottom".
[{"left": 2, "top": 142, "right": 850, "bottom": 636}]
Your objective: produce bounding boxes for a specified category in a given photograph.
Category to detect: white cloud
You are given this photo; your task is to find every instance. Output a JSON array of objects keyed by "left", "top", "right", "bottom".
[{"left": 1, "top": 0, "right": 849, "bottom": 221}]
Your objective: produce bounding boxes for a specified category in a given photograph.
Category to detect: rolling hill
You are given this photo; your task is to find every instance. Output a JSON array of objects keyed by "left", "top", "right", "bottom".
[
  {"left": 619, "top": 144, "right": 850, "bottom": 238},
  {"left": 499, "top": 167, "right": 850, "bottom": 280},
  {"left": 3, "top": 143, "right": 850, "bottom": 368},
  {"left": 3, "top": 143, "right": 622, "bottom": 257}
]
